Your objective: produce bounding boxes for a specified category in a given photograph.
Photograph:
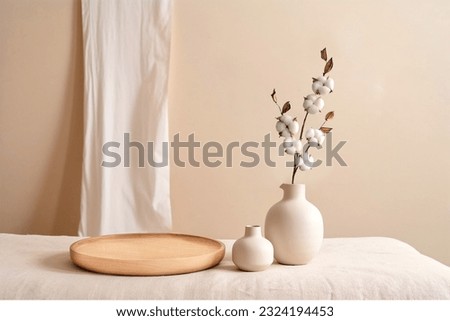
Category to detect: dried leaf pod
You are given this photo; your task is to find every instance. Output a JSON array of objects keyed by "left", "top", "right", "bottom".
[
  {"left": 281, "top": 101, "right": 291, "bottom": 114},
  {"left": 319, "top": 126, "right": 333, "bottom": 134},
  {"left": 323, "top": 58, "right": 334, "bottom": 75},
  {"left": 321, "top": 48, "right": 328, "bottom": 61},
  {"left": 325, "top": 111, "right": 335, "bottom": 121}
]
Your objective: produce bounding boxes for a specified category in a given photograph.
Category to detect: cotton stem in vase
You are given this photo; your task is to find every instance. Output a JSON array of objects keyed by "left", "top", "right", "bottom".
[{"left": 271, "top": 47, "right": 337, "bottom": 184}]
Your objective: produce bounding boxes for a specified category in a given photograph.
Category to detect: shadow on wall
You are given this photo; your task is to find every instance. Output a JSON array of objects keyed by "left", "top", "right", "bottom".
[{"left": 28, "top": 0, "right": 84, "bottom": 236}]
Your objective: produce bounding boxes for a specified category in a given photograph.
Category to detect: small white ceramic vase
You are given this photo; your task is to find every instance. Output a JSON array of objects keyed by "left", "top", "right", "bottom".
[
  {"left": 265, "top": 183, "right": 323, "bottom": 265},
  {"left": 232, "top": 225, "right": 274, "bottom": 272}
]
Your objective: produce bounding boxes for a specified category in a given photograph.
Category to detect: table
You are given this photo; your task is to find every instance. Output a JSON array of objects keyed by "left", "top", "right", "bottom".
[{"left": 1, "top": 233, "right": 449, "bottom": 299}]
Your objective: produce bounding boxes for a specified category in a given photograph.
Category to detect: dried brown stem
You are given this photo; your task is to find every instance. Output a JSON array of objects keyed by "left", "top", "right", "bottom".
[
  {"left": 274, "top": 101, "right": 282, "bottom": 114},
  {"left": 291, "top": 154, "right": 299, "bottom": 184},
  {"left": 299, "top": 112, "right": 309, "bottom": 140}
]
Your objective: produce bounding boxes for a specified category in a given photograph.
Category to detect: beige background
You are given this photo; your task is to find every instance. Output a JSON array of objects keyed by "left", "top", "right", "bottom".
[{"left": 1, "top": 0, "right": 449, "bottom": 266}]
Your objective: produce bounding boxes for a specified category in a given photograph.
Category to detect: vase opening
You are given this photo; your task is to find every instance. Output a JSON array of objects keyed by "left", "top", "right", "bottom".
[
  {"left": 280, "top": 183, "right": 306, "bottom": 200},
  {"left": 244, "top": 225, "right": 262, "bottom": 237}
]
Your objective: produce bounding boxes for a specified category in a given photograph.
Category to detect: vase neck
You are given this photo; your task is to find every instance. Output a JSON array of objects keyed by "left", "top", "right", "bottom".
[
  {"left": 244, "top": 225, "right": 262, "bottom": 237},
  {"left": 280, "top": 183, "right": 306, "bottom": 200}
]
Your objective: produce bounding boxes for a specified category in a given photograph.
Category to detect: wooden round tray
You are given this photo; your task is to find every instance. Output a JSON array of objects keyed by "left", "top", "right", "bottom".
[{"left": 70, "top": 233, "right": 225, "bottom": 276}]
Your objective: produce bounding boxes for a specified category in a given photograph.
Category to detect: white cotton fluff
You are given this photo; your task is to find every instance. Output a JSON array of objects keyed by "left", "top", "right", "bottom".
[
  {"left": 306, "top": 128, "right": 326, "bottom": 147},
  {"left": 279, "top": 114, "right": 293, "bottom": 125},
  {"left": 285, "top": 147, "right": 296, "bottom": 155},
  {"left": 283, "top": 137, "right": 293, "bottom": 148},
  {"left": 288, "top": 120, "right": 299, "bottom": 135},
  {"left": 305, "top": 128, "right": 315, "bottom": 139},
  {"left": 276, "top": 120, "right": 286, "bottom": 133},
  {"left": 303, "top": 94, "right": 325, "bottom": 114},
  {"left": 284, "top": 138, "right": 303, "bottom": 156},
  {"left": 312, "top": 75, "right": 335, "bottom": 95},
  {"left": 293, "top": 139, "right": 303, "bottom": 153},
  {"left": 280, "top": 128, "right": 291, "bottom": 138},
  {"left": 297, "top": 153, "right": 315, "bottom": 171}
]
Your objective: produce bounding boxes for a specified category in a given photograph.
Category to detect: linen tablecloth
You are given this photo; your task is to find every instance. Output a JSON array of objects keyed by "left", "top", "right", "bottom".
[{"left": 1, "top": 233, "right": 449, "bottom": 299}]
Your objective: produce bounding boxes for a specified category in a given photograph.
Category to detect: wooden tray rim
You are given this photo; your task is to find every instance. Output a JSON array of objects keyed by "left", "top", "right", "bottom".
[{"left": 69, "top": 232, "right": 225, "bottom": 276}]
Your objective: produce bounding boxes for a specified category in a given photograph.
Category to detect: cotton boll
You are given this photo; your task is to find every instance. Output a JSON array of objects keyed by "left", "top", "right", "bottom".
[
  {"left": 280, "top": 115, "right": 293, "bottom": 125},
  {"left": 312, "top": 75, "right": 334, "bottom": 95},
  {"left": 309, "top": 106, "right": 319, "bottom": 114},
  {"left": 305, "top": 128, "right": 315, "bottom": 139},
  {"left": 301, "top": 153, "right": 315, "bottom": 169},
  {"left": 307, "top": 154, "right": 315, "bottom": 165},
  {"left": 315, "top": 97, "right": 325, "bottom": 110},
  {"left": 318, "top": 136, "right": 325, "bottom": 146},
  {"left": 276, "top": 121, "right": 286, "bottom": 133},
  {"left": 298, "top": 157, "right": 311, "bottom": 171},
  {"left": 303, "top": 94, "right": 325, "bottom": 114},
  {"left": 301, "top": 162, "right": 312, "bottom": 170},
  {"left": 298, "top": 160, "right": 309, "bottom": 171},
  {"left": 288, "top": 121, "right": 299, "bottom": 135},
  {"left": 299, "top": 164, "right": 310, "bottom": 171},
  {"left": 306, "top": 128, "right": 326, "bottom": 147},
  {"left": 312, "top": 81, "right": 322, "bottom": 93},
  {"left": 317, "top": 131, "right": 325, "bottom": 146},
  {"left": 318, "top": 86, "right": 331, "bottom": 95},
  {"left": 303, "top": 97, "right": 314, "bottom": 109},
  {"left": 280, "top": 129, "right": 291, "bottom": 138},
  {"left": 293, "top": 140, "right": 303, "bottom": 153},
  {"left": 325, "top": 78, "right": 335, "bottom": 91},
  {"left": 304, "top": 94, "right": 317, "bottom": 101},
  {"left": 285, "top": 147, "right": 296, "bottom": 155},
  {"left": 283, "top": 137, "right": 293, "bottom": 148},
  {"left": 309, "top": 137, "right": 318, "bottom": 144}
]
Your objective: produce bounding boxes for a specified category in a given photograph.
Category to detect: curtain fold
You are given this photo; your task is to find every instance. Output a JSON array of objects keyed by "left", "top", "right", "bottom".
[{"left": 79, "top": 0, "right": 172, "bottom": 236}]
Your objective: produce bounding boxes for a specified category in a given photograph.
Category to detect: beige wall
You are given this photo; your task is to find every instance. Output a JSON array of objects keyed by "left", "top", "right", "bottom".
[
  {"left": 0, "top": 0, "right": 83, "bottom": 235},
  {"left": 1, "top": 0, "right": 449, "bottom": 266}
]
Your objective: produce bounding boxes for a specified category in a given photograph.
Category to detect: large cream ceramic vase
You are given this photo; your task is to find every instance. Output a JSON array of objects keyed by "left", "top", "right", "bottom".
[{"left": 265, "top": 184, "right": 323, "bottom": 265}]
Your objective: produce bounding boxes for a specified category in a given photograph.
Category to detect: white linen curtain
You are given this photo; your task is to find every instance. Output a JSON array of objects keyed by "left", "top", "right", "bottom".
[{"left": 79, "top": 0, "right": 172, "bottom": 236}]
